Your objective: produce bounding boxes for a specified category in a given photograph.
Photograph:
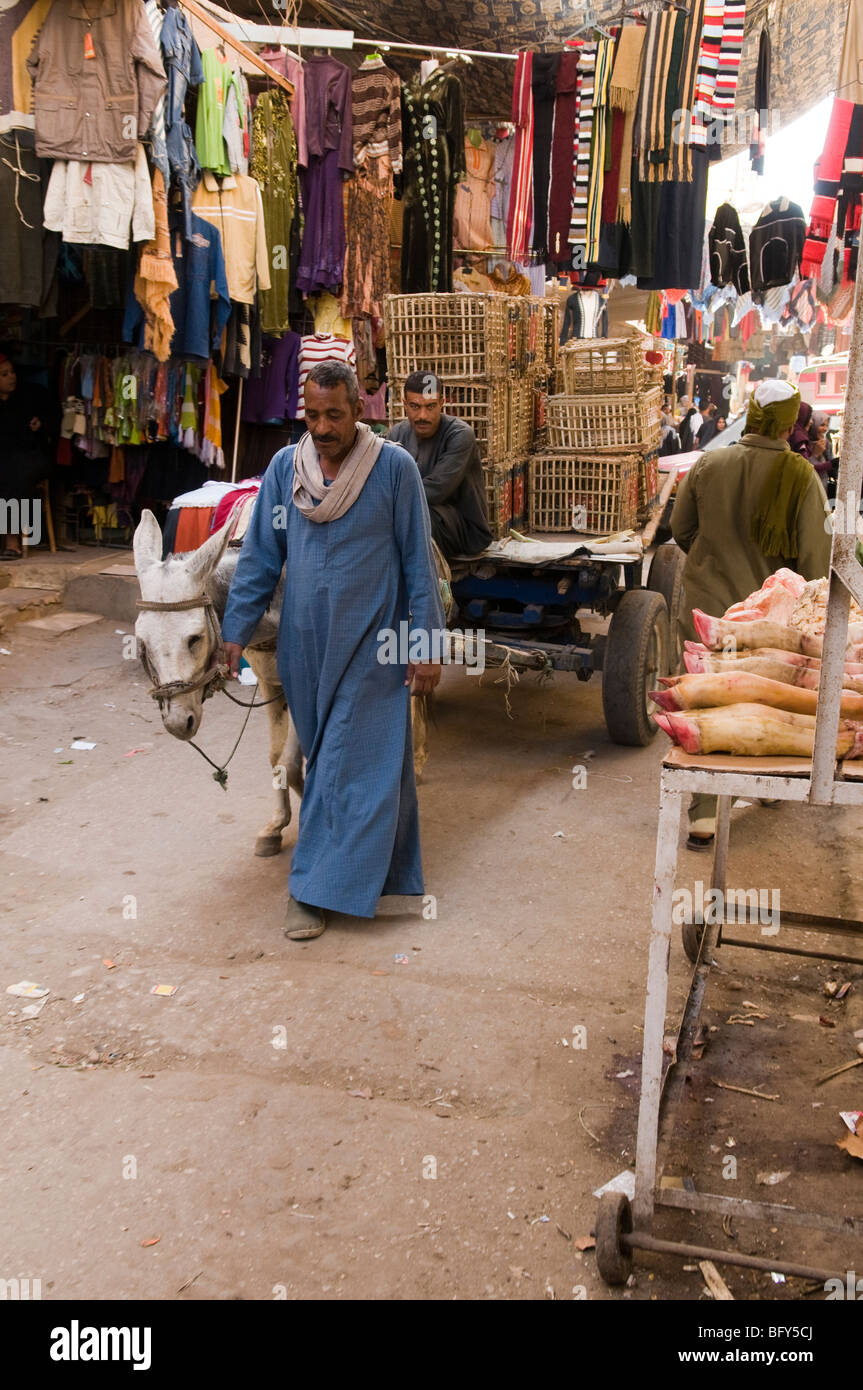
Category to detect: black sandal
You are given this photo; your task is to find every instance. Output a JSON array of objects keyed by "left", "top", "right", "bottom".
[
  {"left": 686, "top": 833, "right": 715, "bottom": 852},
  {"left": 1, "top": 548, "right": 22, "bottom": 561}
]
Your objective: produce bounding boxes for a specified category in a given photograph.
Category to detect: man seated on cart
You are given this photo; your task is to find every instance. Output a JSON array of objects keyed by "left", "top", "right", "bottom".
[{"left": 387, "top": 371, "right": 492, "bottom": 561}]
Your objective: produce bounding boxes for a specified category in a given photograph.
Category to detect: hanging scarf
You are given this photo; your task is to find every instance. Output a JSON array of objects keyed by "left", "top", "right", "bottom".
[
  {"left": 292, "top": 422, "right": 383, "bottom": 523},
  {"left": 134, "top": 169, "right": 177, "bottom": 365},
  {"left": 671, "top": 0, "right": 706, "bottom": 182},
  {"left": 636, "top": 10, "right": 674, "bottom": 182},
  {"left": 506, "top": 51, "right": 534, "bottom": 261},
  {"left": 609, "top": 22, "right": 646, "bottom": 224},
  {"left": 569, "top": 41, "right": 596, "bottom": 248},
  {"left": 201, "top": 363, "right": 227, "bottom": 471},
  {"left": 585, "top": 37, "right": 615, "bottom": 261}
]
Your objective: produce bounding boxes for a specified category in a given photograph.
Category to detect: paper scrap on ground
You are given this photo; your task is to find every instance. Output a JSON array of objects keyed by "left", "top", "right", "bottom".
[
  {"left": 150, "top": 984, "right": 178, "bottom": 997},
  {"left": 7, "top": 981, "right": 49, "bottom": 998},
  {"left": 70, "top": 740, "right": 96, "bottom": 751},
  {"left": 593, "top": 1169, "right": 636, "bottom": 1200}
]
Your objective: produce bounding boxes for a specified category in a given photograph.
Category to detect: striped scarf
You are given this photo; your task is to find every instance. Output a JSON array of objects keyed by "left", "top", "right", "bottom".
[
  {"left": 569, "top": 42, "right": 596, "bottom": 247},
  {"left": 693, "top": 1, "right": 747, "bottom": 144},
  {"left": 586, "top": 37, "right": 614, "bottom": 261},
  {"left": 636, "top": 10, "right": 675, "bottom": 182},
  {"left": 506, "top": 51, "right": 534, "bottom": 261},
  {"left": 670, "top": 0, "right": 707, "bottom": 181}
]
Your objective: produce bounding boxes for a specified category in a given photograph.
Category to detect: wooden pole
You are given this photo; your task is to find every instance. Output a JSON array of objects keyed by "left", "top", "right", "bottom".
[{"left": 231, "top": 378, "right": 243, "bottom": 484}]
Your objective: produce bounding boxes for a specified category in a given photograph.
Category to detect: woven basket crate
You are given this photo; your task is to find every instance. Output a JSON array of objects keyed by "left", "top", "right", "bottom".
[
  {"left": 529, "top": 452, "right": 639, "bottom": 535},
  {"left": 638, "top": 449, "right": 660, "bottom": 511},
  {"left": 560, "top": 337, "right": 645, "bottom": 395},
  {"left": 546, "top": 386, "right": 662, "bottom": 453},
  {"left": 519, "top": 298, "right": 547, "bottom": 377},
  {"left": 507, "top": 377, "right": 535, "bottom": 457},
  {"left": 389, "top": 378, "right": 509, "bottom": 461},
  {"left": 483, "top": 461, "right": 514, "bottom": 540},
  {"left": 511, "top": 458, "right": 528, "bottom": 531},
  {"left": 383, "top": 294, "right": 511, "bottom": 381}
]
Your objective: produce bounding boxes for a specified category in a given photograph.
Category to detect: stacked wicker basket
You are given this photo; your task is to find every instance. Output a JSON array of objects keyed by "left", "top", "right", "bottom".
[
  {"left": 384, "top": 293, "right": 558, "bottom": 539},
  {"left": 530, "top": 337, "right": 661, "bottom": 535}
]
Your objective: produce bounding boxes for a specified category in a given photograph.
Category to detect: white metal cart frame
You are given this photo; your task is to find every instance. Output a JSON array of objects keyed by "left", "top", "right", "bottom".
[{"left": 594, "top": 248, "right": 863, "bottom": 1288}]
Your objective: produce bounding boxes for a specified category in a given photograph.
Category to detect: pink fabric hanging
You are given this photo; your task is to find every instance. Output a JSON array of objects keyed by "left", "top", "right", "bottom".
[{"left": 506, "top": 51, "right": 534, "bottom": 261}]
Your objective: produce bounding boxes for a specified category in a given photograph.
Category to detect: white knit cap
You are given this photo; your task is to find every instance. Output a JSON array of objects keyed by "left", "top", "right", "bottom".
[{"left": 753, "top": 378, "right": 797, "bottom": 407}]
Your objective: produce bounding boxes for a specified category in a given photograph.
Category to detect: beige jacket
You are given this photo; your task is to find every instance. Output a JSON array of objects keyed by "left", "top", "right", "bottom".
[
  {"left": 43, "top": 143, "right": 154, "bottom": 249},
  {"left": 191, "top": 170, "right": 272, "bottom": 305},
  {"left": 26, "top": 0, "right": 165, "bottom": 162},
  {"left": 671, "top": 434, "right": 832, "bottom": 643}
]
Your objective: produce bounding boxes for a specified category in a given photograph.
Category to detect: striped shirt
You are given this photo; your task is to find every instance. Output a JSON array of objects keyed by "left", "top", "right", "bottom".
[
  {"left": 295, "top": 334, "right": 357, "bottom": 420},
  {"left": 352, "top": 59, "right": 402, "bottom": 173}
]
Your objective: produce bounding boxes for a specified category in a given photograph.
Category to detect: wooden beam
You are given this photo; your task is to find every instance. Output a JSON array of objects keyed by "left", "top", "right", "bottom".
[{"left": 179, "top": 0, "right": 294, "bottom": 97}]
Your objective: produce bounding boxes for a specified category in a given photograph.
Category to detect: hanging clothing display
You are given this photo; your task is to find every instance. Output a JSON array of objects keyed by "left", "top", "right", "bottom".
[
  {"left": 608, "top": 24, "right": 645, "bottom": 226},
  {"left": 241, "top": 332, "right": 302, "bottom": 423},
  {"left": 342, "top": 55, "right": 401, "bottom": 319},
  {"left": 258, "top": 46, "right": 308, "bottom": 168},
  {"left": 708, "top": 202, "right": 750, "bottom": 294},
  {"left": 43, "top": 145, "right": 154, "bottom": 250},
  {"left": 749, "top": 198, "right": 807, "bottom": 295},
  {"left": 585, "top": 37, "right": 614, "bottom": 262},
  {"left": 489, "top": 132, "right": 515, "bottom": 251},
  {"left": 223, "top": 68, "right": 249, "bottom": 176},
  {"left": 530, "top": 53, "right": 560, "bottom": 260},
  {"left": 0, "top": 0, "right": 53, "bottom": 136},
  {"left": 547, "top": 52, "right": 579, "bottom": 262},
  {"left": 400, "top": 64, "right": 466, "bottom": 293},
  {"left": 27, "top": 0, "right": 166, "bottom": 162},
  {"left": 569, "top": 41, "right": 595, "bottom": 250},
  {"left": 296, "top": 54, "right": 353, "bottom": 296},
  {"left": 133, "top": 167, "right": 178, "bottom": 363},
  {"left": 191, "top": 169, "right": 271, "bottom": 305},
  {"left": 295, "top": 333, "right": 357, "bottom": 420},
  {"left": 250, "top": 88, "right": 297, "bottom": 333},
  {"left": 749, "top": 26, "right": 771, "bottom": 175},
  {"left": 506, "top": 51, "right": 533, "bottom": 261},
  {"left": 142, "top": 0, "right": 169, "bottom": 185},
  {"left": 453, "top": 135, "right": 496, "bottom": 250},
  {"left": 195, "top": 47, "right": 240, "bottom": 176},
  {"left": 124, "top": 207, "right": 230, "bottom": 362},
  {"left": 0, "top": 129, "right": 58, "bottom": 311}
]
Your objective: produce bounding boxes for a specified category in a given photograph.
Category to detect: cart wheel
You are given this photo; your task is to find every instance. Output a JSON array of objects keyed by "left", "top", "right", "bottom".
[
  {"left": 681, "top": 919, "right": 704, "bottom": 964},
  {"left": 646, "top": 543, "right": 686, "bottom": 671},
  {"left": 602, "top": 590, "right": 670, "bottom": 746},
  {"left": 595, "top": 1191, "right": 633, "bottom": 1286}
]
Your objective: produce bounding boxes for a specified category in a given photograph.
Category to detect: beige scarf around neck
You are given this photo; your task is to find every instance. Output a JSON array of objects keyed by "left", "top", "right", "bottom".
[{"left": 292, "top": 422, "right": 383, "bottom": 523}]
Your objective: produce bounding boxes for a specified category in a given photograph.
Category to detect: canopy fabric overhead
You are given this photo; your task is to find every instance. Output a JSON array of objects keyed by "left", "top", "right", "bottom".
[{"left": 273, "top": 0, "right": 848, "bottom": 124}]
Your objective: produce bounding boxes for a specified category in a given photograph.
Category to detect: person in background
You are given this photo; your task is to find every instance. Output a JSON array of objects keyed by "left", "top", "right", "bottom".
[
  {"left": 671, "top": 379, "right": 831, "bottom": 850},
  {"left": 809, "top": 412, "right": 833, "bottom": 481},
  {"left": 678, "top": 399, "right": 703, "bottom": 452},
  {"left": 0, "top": 353, "right": 51, "bottom": 560},
  {"left": 714, "top": 415, "right": 727, "bottom": 439},
  {"left": 387, "top": 371, "right": 492, "bottom": 560},
  {"left": 659, "top": 411, "right": 681, "bottom": 457},
  {"left": 695, "top": 402, "right": 719, "bottom": 448},
  {"left": 787, "top": 400, "right": 814, "bottom": 459}
]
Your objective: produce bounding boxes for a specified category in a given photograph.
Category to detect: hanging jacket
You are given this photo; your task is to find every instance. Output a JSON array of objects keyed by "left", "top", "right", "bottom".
[
  {"left": 708, "top": 202, "right": 750, "bottom": 295},
  {"left": 43, "top": 143, "right": 154, "bottom": 250},
  {"left": 26, "top": 0, "right": 166, "bottom": 163},
  {"left": 748, "top": 197, "right": 807, "bottom": 295}
]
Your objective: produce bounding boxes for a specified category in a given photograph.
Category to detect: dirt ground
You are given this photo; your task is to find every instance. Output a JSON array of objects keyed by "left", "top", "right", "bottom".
[{"left": 1, "top": 614, "right": 862, "bottom": 1302}]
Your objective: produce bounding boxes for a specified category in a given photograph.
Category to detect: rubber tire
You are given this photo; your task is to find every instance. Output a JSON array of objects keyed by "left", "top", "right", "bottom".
[
  {"left": 595, "top": 1192, "right": 633, "bottom": 1286},
  {"left": 682, "top": 919, "right": 704, "bottom": 964},
  {"left": 647, "top": 543, "right": 686, "bottom": 670},
  {"left": 602, "top": 590, "right": 670, "bottom": 747}
]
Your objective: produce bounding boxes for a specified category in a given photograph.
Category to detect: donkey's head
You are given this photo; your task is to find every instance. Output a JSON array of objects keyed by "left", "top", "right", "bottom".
[{"left": 134, "top": 510, "right": 232, "bottom": 741}]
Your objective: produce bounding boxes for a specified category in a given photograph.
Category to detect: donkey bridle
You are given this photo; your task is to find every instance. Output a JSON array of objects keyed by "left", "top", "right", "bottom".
[
  {"left": 135, "top": 592, "right": 283, "bottom": 788},
  {"left": 135, "top": 594, "right": 227, "bottom": 705}
]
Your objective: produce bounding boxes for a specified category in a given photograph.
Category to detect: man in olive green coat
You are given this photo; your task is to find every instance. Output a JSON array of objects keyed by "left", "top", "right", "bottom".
[{"left": 671, "top": 379, "right": 831, "bottom": 847}]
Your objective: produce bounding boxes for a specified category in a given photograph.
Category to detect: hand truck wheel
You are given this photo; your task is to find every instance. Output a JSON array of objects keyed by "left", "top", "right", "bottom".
[
  {"left": 681, "top": 919, "right": 704, "bottom": 964},
  {"left": 595, "top": 1191, "right": 633, "bottom": 1285}
]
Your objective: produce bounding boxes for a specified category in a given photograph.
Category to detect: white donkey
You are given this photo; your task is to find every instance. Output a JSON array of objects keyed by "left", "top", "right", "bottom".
[
  {"left": 133, "top": 509, "right": 437, "bottom": 859},
  {"left": 134, "top": 509, "right": 304, "bottom": 857}
]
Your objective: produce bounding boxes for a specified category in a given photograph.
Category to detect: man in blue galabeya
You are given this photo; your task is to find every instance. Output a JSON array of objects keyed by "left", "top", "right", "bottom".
[{"left": 221, "top": 361, "right": 444, "bottom": 940}]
